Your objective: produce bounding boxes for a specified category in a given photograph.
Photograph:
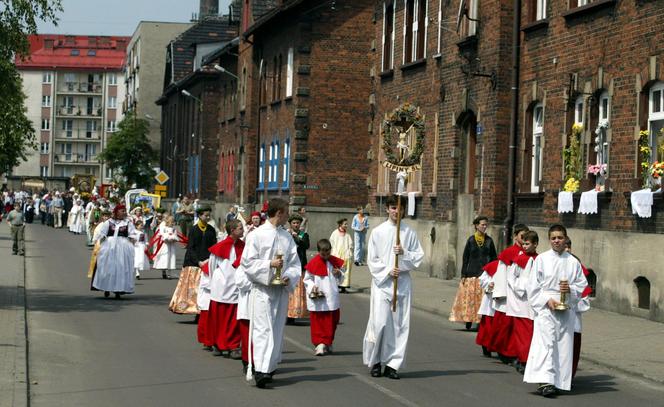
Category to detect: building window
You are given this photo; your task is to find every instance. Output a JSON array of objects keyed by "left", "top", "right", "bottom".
[
  {"left": 574, "top": 96, "right": 584, "bottom": 126},
  {"left": 414, "top": 0, "right": 427, "bottom": 60},
  {"left": 591, "top": 90, "right": 610, "bottom": 174},
  {"left": 42, "top": 95, "right": 51, "bottom": 107},
  {"left": 108, "top": 96, "right": 117, "bottom": 109},
  {"left": 62, "top": 120, "right": 73, "bottom": 138},
  {"left": 42, "top": 72, "right": 52, "bottom": 83},
  {"left": 634, "top": 276, "right": 650, "bottom": 310},
  {"left": 531, "top": 103, "right": 544, "bottom": 192},
  {"left": 436, "top": 0, "right": 442, "bottom": 54},
  {"left": 282, "top": 136, "right": 290, "bottom": 189},
  {"left": 86, "top": 120, "right": 98, "bottom": 138},
  {"left": 286, "top": 48, "right": 294, "bottom": 98},
  {"left": 258, "top": 144, "right": 266, "bottom": 188},
  {"left": 382, "top": 1, "right": 395, "bottom": 71},
  {"left": 60, "top": 143, "right": 72, "bottom": 161},
  {"left": 268, "top": 141, "right": 279, "bottom": 189},
  {"left": 460, "top": 0, "right": 478, "bottom": 37},
  {"left": 528, "top": 0, "right": 546, "bottom": 22},
  {"left": 40, "top": 142, "right": 49, "bottom": 154},
  {"left": 403, "top": 0, "right": 414, "bottom": 63},
  {"left": 108, "top": 73, "right": 117, "bottom": 86},
  {"left": 271, "top": 56, "right": 278, "bottom": 102},
  {"left": 648, "top": 83, "right": 664, "bottom": 163},
  {"left": 218, "top": 153, "right": 226, "bottom": 192},
  {"left": 241, "top": 66, "right": 247, "bottom": 109},
  {"left": 260, "top": 59, "right": 268, "bottom": 105},
  {"left": 228, "top": 153, "right": 235, "bottom": 192},
  {"left": 70, "top": 49, "right": 80, "bottom": 56},
  {"left": 40, "top": 166, "right": 48, "bottom": 177},
  {"left": 107, "top": 120, "right": 116, "bottom": 132},
  {"left": 41, "top": 119, "right": 50, "bottom": 130},
  {"left": 105, "top": 166, "right": 113, "bottom": 179},
  {"left": 276, "top": 54, "right": 283, "bottom": 101},
  {"left": 570, "top": 0, "right": 589, "bottom": 8}
]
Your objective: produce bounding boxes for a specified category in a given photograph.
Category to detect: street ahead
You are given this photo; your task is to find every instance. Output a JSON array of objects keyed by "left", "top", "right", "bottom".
[{"left": 24, "top": 225, "right": 664, "bottom": 407}]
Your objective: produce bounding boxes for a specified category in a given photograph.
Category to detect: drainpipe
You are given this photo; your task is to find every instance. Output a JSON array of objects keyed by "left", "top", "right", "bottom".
[{"left": 503, "top": 0, "right": 521, "bottom": 247}]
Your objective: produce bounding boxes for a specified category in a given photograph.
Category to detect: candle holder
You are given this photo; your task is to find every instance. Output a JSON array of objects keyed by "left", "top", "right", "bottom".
[
  {"left": 270, "top": 253, "right": 287, "bottom": 286},
  {"left": 555, "top": 279, "right": 570, "bottom": 311}
]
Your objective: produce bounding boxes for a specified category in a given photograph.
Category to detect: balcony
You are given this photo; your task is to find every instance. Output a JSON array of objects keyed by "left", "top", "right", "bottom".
[
  {"left": 58, "top": 81, "right": 103, "bottom": 94},
  {"left": 56, "top": 106, "right": 103, "bottom": 118},
  {"left": 54, "top": 154, "right": 99, "bottom": 164},
  {"left": 54, "top": 131, "right": 102, "bottom": 141}
]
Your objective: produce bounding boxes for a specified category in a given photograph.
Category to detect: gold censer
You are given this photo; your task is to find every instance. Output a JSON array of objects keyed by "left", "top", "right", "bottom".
[
  {"left": 555, "top": 279, "right": 570, "bottom": 311},
  {"left": 270, "top": 253, "right": 287, "bottom": 286}
]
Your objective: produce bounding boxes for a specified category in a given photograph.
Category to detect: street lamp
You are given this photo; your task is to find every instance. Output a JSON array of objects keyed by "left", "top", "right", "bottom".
[
  {"left": 214, "top": 64, "right": 239, "bottom": 80},
  {"left": 181, "top": 89, "right": 202, "bottom": 112}
]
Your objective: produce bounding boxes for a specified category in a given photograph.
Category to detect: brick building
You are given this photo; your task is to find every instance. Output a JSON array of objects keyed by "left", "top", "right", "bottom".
[
  {"left": 514, "top": 0, "right": 664, "bottom": 320},
  {"left": 370, "top": 0, "right": 515, "bottom": 278},
  {"left": 156, "top": 16, "right": 238, "bottom": 200},
  {"left": 211, "top": 0, "right": 375, "bottom": 243}
]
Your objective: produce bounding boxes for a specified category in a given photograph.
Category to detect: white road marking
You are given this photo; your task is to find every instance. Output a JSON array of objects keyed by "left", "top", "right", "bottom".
[{"left": 348, "top": 372, "right": 421, "bottom": 407}]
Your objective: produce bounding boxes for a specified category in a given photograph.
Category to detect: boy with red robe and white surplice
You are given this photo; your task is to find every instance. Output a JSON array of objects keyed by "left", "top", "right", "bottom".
[
  {"left": 505, "top": 230, "right": 539, "bottom": 373},
  {"left": 304, "top": 239, "right": 345, "bottom": 356},
  {"left": 197, "top": 261, "right": 214, "bottom": 351},
  {"left": 207, "top": 219, "right": 245, "bottom": 359},
  {"left": 476, "top": 260, "right": 499, "bottom": 357},
  {"left": 489, "top": 223, "right": 529, "bottom": 364}
]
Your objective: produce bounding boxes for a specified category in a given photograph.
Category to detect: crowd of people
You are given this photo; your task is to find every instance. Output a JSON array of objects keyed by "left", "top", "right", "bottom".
[
  {"left": 3, "top": 186, "right": 591, "bottom": 396},
  {"left": 449, "top": 219, "right": 591, "bottom": 397}
]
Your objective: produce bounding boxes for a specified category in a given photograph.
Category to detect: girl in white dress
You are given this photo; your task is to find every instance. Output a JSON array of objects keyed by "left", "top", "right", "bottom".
[
  {"left": 153, "top": 215, "right": 179, "bottom": 279},
  {"left": 134, "top": 220, "right": 150, "bottom": 279}
]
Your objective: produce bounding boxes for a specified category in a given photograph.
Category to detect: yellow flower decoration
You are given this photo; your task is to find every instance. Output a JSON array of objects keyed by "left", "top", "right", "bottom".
[{"left": 564, "top": 177, "right": 580, "bottom": 193}]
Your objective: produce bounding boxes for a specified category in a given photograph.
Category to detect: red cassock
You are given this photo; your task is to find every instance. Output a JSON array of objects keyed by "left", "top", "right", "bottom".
[
  {"left": 208, "top": 301, "right": 241, "bottom": 350},
  {"left": 504, "top": 253, "right": 537, "bottom": 363},
  {"left": 476, "top": 260, "right": 498, "bottom": 350},
  {"left": 489, "top": 246, "right": 522, "bottom": 357},
  {"left": 206, "top": 237, "right": 244, "bottom": 351},
  {"left": 197, "top": 310, "right": 214, "bottom": 347},
  {"left": 310, "top": 309, "right": 340, "bottom": 346},
  {"left": 239, "top": 318, "right": 251, "bottom": 363}
]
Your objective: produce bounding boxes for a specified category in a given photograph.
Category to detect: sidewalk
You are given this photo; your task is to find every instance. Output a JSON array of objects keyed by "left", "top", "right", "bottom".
[
  {"left": 348, "top": 264, "right": 664, "bottom": 385},
  {"left": 0, "top": 224, "right": 28, "bottom": 407}
]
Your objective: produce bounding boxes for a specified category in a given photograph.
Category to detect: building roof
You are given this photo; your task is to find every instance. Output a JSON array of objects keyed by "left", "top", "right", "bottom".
[
  {"left": 15, "top": 34, "right": 129, "bottom": 71},
  {"left": 163, "top": 16, "right": 238, "bottom": 87},
  {"left": 244, "top": 0, "right": 305, "bottom": 38},
  {"left": 202, "top": 37, "right": 240, "bottom": 66}
]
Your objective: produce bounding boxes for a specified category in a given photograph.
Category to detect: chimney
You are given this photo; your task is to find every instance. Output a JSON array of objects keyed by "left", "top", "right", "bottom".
[{"left": 199, "top": 0, "right": 219, "bottom": 18}]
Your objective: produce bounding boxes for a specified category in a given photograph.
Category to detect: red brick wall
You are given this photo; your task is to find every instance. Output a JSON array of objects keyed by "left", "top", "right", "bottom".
[{"left": 516, "top": 0, "right": 664, "bottom": 232}]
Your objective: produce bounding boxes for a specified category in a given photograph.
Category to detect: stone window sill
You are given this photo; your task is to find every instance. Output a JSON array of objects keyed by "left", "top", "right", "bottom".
[
  {"left": 379, "top": 69, "right": 394, "bottom": 79},
  {"left": 562, "top": 0, "right": 616, "bottom": 20},
  {"left": 400, "top": 59, "right": 426, "bottom": 71},
  {"left": 522, "top": 19, "right": 549, "bottom": 34}
]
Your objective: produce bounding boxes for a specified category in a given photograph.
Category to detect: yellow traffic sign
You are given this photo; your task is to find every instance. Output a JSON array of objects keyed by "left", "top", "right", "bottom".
[{"left": 155, "top": 170, "right": 169, "bottom": 185}]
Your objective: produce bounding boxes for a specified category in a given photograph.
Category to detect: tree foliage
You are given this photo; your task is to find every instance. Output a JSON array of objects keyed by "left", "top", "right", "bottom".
[
  {"left": 0, "top": 0, "right": 63, "bottom": 174},
  {"left": 99, "top": 112, "right": 157, "bottom": 189}
]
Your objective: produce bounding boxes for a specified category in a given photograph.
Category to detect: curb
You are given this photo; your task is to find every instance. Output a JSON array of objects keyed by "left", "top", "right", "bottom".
[{"left": 15, "top": 249, "right": 29, "bottom": 407}]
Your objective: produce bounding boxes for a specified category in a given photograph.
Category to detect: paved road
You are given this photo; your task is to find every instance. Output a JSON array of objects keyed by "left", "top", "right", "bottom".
[{"left": 24, "top": 225, "right": 664, "bottom": 406}]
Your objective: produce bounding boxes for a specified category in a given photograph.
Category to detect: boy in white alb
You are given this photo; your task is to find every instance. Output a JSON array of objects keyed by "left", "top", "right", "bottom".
[
  {"left": 524, "top": 224, "right": 587, "bottom": 397},
  {"left": 304, "top": 239, "right": 345, "bottom": 356}
]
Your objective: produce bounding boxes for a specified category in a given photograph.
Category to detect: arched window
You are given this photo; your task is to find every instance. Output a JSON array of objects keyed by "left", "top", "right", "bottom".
[
  {"left": 634, "top": 276, "right": 650, "bottom": 310},
  {"left": 574, "top": 96, "right": 584, "bottom": 127},
  {"left": 586, "top": 268, "right": 597, "bottom": 298},
  {"left": 648, "top": 82, "right": 664, "bottom": 163},
  {"left": 460, "top": 114, "right": 477, "bottom": 194},
  {"left": 531, "top": 103, "right": 544, "bottom": 192}
]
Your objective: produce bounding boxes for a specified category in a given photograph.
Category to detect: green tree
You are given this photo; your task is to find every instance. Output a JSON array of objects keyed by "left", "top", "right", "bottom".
[
  {"left": 0, "top": 0, "right": 63, "bottom": 174},
  {"left": 99, "top": 112, "right": 157, "bottom": 188}
]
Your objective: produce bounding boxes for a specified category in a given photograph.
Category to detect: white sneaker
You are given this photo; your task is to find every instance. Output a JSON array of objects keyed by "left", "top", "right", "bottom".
[{"left": 314, "top": 344, "right": 325, "bottom": 356}]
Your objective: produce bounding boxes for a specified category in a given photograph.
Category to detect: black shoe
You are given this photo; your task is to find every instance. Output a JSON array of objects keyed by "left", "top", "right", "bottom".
[
  {"left": 540, "top": 384, "right": 557, "bottom": 397},
  {"left": 354, "top": 261, "right": 360, "bottom": 266},
  {"left": 465, "top": 322, "right": 473, "bottom": 330},
  {"left": 255, "top": 372, "right": 270, "bottom": 388},
  {"left": 230, "top": 348, "right": 242, "bottom": 360},
  {"left": 383, "top": 366, "right": 400, "bottom": 380},
  {"left": 104, "top": 291, "right": 110, "bottom": 298},
  {"left": 12, "top": 252, "right": 17, "bottom": 255},
  {"left": 482, "top": 346, "right": 492, "bottom": 358},
  {"left": 114, "top": 293, "right": 121, "bottom": 299},
  {"left": 370, "top": 363, "right": 382, "bottom": 377},
  {"left": 212, "top": 347, "right": 223, "bottom": 356},
  {"left": 202, "top": 345, "right": 213, "bottom": 351},
  {"left": 515, "top": 362, "right": 526, "bottom": 374},
  {"left": 339, "top": 287, "right": 347, "bottom": 294},
  {"left": 286, "top": 317, "right": 295, "bottom": 325},
  {"left": 498, "top": 354, "right": 515, "bottom": 365}
]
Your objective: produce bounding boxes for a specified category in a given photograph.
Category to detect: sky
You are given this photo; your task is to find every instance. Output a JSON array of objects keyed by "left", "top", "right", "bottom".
[{"left": 37, "top": 0, "right": 232, "bottom": 36}]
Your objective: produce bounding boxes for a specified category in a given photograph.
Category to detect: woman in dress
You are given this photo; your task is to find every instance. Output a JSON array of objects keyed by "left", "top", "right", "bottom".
[
  {"left": 153, "top": 214, "right": 179, "bottom": 279},
  {"left": 91, "top": 204, "right": 136, "bottom": 299},
  {"left": 449, "top": 216, "right": 497, "bottom": 329},
  {"left": 330, "top": 218, "right": 353, "bottom": 293},
  {"left": 351, "top": 206, "right": 369, "bottom": 266},
  {"left": 286, "top": 214, "right": 310, "bottom": 324}
]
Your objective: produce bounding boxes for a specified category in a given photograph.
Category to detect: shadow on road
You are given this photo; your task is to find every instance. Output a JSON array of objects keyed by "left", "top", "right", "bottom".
[
  {"left": 270, "top": 373, "right": 350, "bottom": 387},
  {"left": 281, "top": 357, "right": 317, "bottom": 364},
  {"left": 26, "top": 288, "right": 171, "bottom": 313},
  {"left": 403, "top": 369, "right": 509, "bottom": 379},
  {"left": 566, "top": 374, "right": 618, "bottom": 395},
  {"left": 0, "top": 285, "right": 21, "bottom": 310}
]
